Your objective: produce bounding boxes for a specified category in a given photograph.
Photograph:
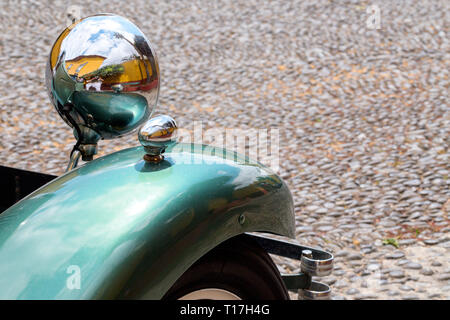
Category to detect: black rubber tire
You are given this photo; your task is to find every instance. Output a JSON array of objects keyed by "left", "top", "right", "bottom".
[{"left": 163, "top": 234, "right": 290, "bottom": 300}]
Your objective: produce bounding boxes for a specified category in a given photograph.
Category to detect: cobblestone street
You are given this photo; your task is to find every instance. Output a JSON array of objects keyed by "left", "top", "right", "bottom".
[{"left": 0, "top": 0, "right": 449, "bottom": 299}]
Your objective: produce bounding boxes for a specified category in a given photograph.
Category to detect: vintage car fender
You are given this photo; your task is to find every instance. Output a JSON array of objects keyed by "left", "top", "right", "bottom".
[{"left": 0, "top": 143, "right": 295, "bottom": 299}]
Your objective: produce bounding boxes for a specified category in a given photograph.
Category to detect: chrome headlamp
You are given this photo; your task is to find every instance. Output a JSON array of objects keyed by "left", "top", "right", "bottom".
[{"left": 46, "top": 14, "right": 160, "bottom": 160}]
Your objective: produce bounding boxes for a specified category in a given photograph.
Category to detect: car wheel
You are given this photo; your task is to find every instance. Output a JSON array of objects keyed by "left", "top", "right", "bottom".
[{"left": 163, "top": 234, "right": 289, "bottom": 300}]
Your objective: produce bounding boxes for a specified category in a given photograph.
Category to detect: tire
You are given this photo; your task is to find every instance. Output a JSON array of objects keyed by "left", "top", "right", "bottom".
[{"left": 163, "top": 234, "right": 289, "bottom": 300}]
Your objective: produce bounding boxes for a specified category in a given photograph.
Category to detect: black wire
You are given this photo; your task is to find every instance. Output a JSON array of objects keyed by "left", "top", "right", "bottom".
[{"left": 61, "top": 102, "right": 83, "bottom": 158}]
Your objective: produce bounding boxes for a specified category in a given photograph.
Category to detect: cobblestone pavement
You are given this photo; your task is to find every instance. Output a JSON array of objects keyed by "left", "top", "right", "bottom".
[{"left": 0, "top": 0, "right": 449, "bottom": 299}]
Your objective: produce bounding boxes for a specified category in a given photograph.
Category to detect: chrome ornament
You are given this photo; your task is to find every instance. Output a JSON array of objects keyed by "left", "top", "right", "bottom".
[{"left": 138, "top": 115, "right": 178, "bottom": 163}]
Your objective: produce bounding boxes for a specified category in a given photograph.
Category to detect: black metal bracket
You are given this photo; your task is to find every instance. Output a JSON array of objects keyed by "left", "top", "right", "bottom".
[
  {"left": 281, "top": 273, "right": 312, "bottom": 291},
  {"left": 244, "top": 233, "right": 333, "bottom": 261},
  {"left": 244, "top": 233, "right": 333, "bottom": 292}
]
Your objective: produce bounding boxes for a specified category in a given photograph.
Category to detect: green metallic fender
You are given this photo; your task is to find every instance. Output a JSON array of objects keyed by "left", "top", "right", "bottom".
[{"left": 0, "top": 143, "right": 294, "bottom": 299}]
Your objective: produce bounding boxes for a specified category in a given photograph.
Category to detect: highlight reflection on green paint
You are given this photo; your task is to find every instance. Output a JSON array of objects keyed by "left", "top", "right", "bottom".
[{"left": 0, "top": 143, "right": 294, "bottom": 299}]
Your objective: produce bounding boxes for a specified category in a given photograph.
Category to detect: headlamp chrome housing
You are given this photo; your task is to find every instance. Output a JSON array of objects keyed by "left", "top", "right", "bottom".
[{"left": 46, "top": 14, "right": 159, "bottom": 142}]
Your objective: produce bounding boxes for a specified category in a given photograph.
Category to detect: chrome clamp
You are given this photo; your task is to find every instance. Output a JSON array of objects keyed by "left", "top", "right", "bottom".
[
  {"left": 298, "top": 249, "right": 333, "bottom": 300},
  {"left": 245, "top": 233, "right": 334, "bottom": 300}
]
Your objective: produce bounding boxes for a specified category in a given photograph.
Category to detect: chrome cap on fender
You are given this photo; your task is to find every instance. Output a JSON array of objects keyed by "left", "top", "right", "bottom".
[
  {"left": 46, "top": 14, "right": 159, "bottom": 141},
  {"left": 138, "top": 115, "right": 177, "bottom": 163}
]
